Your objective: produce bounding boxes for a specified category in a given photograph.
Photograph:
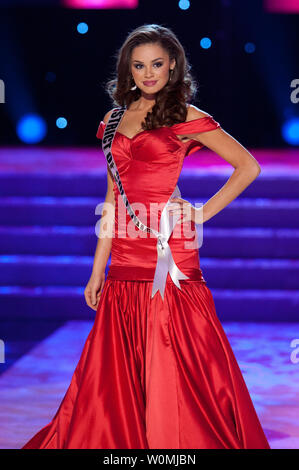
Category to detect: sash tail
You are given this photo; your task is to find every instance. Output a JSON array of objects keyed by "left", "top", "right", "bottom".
[{"left": 151, "top": 185, "right": 189, "bottom": 300}]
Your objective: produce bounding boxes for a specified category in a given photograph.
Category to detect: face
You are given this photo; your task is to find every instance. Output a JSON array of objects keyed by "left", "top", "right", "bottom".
[{"left": 130, "top": 42, "right": 176, "bottom": 95}]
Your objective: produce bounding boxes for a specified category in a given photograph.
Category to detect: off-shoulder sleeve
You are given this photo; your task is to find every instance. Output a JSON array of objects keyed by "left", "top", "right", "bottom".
[
  {"left": 172, "top": 116, "right": 221, "bottom": 156},
  {"left": 96, "top": 121, "right": 106, "bottom": 140}
]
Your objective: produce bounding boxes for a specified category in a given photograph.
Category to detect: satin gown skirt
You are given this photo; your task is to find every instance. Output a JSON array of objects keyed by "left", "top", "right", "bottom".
[{"left": 22, "top": 266, "right": 270, "bottom": 449}]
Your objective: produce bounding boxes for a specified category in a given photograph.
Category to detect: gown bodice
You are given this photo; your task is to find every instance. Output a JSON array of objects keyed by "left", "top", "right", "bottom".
[{"left": 96, "top": 113, "right": 221, "bottom": 281}]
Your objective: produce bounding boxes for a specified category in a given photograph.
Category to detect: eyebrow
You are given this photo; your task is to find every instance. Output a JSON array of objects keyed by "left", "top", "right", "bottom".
[{"left": 132, "top": 57, "right": 164, "bottom": 63}]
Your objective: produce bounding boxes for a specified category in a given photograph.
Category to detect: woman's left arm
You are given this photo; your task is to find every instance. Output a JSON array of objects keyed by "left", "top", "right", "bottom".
[
  {"left": 170, "top": 126, "right": 261, "bottom": 224},
  {"left": 193, "top": 127, "right": 261, "bottom": 223}
]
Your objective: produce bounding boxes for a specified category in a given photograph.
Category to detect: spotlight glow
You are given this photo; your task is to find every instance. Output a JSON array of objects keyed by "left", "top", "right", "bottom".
[
  {"left": 77, "top": 22, "right": 88, "bottom": 34},
  {"left": 16, "top": 114, "right": 47, "bottom": 144},
  {"left": 200, "top": 37, "right": 212, "bottom": 49},
  {"left": 56, "top": 117, "right": 68, "bottom": 129},
  {"left": 244, "top": 42, "right": 256, "bottom": 53},
  {"left": 45, "top": 71, "right": 56, "bottom": 82},
  {"left": 178, "top": 0, "right": 190, "bottom": 10},
  {"left": 282, "top": 118, "right": 299, "bottom": 145}
]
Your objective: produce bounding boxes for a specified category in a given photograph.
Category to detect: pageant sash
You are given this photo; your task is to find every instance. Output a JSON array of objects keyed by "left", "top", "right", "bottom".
[{"left": 101, "top": 106, "right": 189, "bottom": 300}]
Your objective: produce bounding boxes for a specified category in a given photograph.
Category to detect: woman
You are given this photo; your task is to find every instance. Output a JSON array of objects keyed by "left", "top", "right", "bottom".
[{"left": 22, "top": 24, "right": 270, "bottom": 449}]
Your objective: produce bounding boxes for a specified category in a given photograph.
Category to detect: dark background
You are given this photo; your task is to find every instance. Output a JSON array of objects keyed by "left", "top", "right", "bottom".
[{"left": 0, "top": 0, "right": 298, "bottom": 147}]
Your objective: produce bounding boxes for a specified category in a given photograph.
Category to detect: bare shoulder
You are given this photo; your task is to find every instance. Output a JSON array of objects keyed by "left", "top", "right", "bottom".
[
  {"left": 186, "top": 104, "right": 212, "bottom": 121},
  {"left": 103, "top": 109, "right": 115, "bottom": 124}
]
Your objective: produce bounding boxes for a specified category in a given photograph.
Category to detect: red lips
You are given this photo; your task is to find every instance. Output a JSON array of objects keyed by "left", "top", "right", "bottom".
[{"left": 143, "top": 81, "right": 157, "bottom": 86}]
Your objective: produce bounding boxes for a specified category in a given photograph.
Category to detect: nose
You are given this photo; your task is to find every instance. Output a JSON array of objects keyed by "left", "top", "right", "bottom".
[{"left": 144, "top": 67, "right": 155, "bottom": 78}]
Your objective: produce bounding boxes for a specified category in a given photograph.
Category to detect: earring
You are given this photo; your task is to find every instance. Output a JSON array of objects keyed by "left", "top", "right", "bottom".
[
  {"left": 130, "top": 76, "right": 137, "bottom": 90},
  {"left": 169, "top": 69, "right": 174, "bottom": 82}
]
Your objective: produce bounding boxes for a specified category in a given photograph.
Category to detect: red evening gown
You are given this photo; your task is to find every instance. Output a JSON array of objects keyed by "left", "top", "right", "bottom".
[{"left": 21, "top": 113, "right": 270, "bottom": 449}]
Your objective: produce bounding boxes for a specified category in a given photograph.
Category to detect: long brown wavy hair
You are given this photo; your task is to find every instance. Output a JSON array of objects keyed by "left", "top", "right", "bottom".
[{"left": 104, "top": 24, "right": 199, "bottom": 130}]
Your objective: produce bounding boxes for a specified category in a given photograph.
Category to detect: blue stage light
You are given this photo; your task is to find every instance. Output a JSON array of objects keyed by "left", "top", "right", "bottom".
[
  {"left": 77, "top": 22, "right": 88, "bottom": 34},
  {"left": 45, "top": 71, "right": 56, "bottom": 82},
  {"left": 244, "top": 42, "right": 256, "bottom": 53},
  {"left": 56, "top": 117, "right": 68, "bottom": 129},
  {"left": 16, "top": 114, "right": 47, "bottom": 144},
  {"left": 282, "top": 118, "right": 299, "bottom": 145},
  {"left": 200, "top": 37, "right": 212, "bottom": 49},
  {"left": 178, "top": 0, "right": 190, "bottom": 10}
]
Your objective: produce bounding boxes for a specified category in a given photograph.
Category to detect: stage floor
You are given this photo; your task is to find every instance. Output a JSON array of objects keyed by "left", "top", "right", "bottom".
[{"left": 0, "top": 320, "right": 298, "bottom": 449}]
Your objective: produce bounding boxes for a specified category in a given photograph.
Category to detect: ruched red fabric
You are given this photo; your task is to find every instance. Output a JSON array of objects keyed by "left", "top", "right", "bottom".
[{"left": 21, "top": 114, "right": 270, "bottom": 449}]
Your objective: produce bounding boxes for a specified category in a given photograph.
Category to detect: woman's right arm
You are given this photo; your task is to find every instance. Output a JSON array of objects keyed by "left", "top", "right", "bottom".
[
  {"left": 84, "top": 110, "right": 115, "bottom": 311},
  {"left": 91, "top": 165, "right": 115, "bottom": 277}
]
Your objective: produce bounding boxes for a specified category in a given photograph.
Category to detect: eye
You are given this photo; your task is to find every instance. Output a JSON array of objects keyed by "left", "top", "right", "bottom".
[{"left": 133, "top": 62, "right": 164, "bottom": 70}]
